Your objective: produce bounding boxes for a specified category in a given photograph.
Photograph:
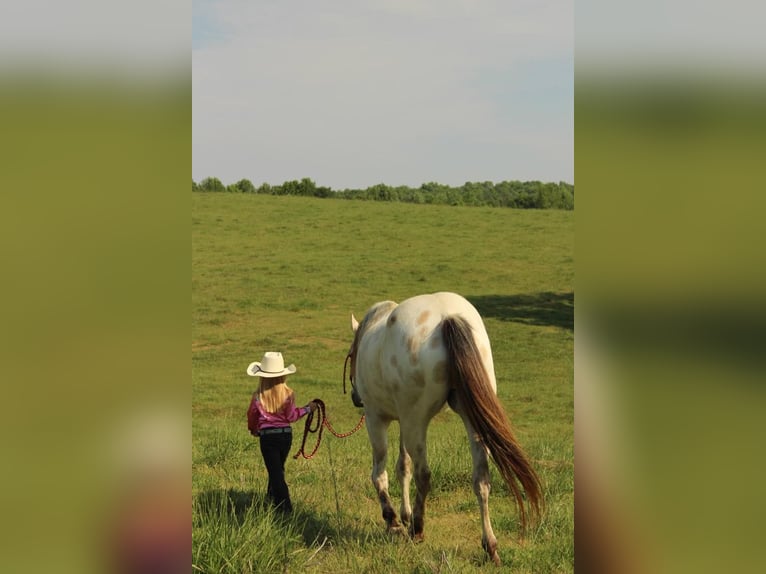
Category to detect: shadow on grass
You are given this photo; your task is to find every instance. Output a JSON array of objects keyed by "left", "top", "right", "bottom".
[
  {"left": 194, "top": 488, "right": 375, "bottom": 547},
  {"left": 468, "top": 292, "right": 574, "bottom": 331}
]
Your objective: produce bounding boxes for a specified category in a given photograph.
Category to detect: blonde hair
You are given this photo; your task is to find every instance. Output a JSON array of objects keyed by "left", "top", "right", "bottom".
[{"left": 257, "top": 376, "right": 294, "bottom": 414}]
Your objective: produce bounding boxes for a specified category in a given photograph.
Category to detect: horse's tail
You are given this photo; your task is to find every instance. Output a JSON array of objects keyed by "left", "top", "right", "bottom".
[{"left": 442, "top": 315, "right": 543, "bottom": 533}]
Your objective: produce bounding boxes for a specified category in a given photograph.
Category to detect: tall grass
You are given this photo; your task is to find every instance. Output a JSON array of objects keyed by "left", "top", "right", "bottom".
[{"left": 193, "top": 193, "right": 573, "bottom": 572}]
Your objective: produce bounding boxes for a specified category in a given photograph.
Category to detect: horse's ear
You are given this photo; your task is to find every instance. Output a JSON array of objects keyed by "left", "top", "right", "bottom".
[{"left": 351, "top": 314, "right": 359, "bottom": 333}]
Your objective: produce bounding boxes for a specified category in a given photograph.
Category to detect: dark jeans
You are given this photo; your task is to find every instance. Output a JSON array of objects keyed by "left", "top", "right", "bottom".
[{"left": 259, "top": 431, "right": 293, "bottom": 513}]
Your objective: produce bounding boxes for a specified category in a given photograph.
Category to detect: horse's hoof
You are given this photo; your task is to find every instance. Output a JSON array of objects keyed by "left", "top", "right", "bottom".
[
  {"left": 483, "top": 539, "right": 501, "bottom": 566},
  {"left": 409, "top": 523, "right": 425, "bottom": 543}
]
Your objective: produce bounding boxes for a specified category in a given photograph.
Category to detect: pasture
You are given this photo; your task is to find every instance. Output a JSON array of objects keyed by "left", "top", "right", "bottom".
[{"left": 192, "top": 193, "right": 573, "bottom": 572}]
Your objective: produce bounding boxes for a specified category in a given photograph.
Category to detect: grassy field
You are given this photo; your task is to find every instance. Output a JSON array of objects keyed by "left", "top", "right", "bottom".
[{"left": 192, "top": 193, "right": 573, "bottom": 572}]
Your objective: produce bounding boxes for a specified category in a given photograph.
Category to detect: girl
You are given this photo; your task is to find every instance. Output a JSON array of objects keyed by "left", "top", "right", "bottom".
[{"left": 246, "top": 352, "right": 317, "bottom": 514}]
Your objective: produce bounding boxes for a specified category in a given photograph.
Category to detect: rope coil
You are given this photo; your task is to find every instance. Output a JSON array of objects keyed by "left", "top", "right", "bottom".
[{"left": 293, "top": 398, "right": 365, "bottom": 460}]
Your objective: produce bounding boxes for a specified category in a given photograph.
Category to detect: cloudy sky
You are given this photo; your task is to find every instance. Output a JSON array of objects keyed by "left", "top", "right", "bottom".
[{"left": 193, "top": 0, "right": 573, "bottom": 189}]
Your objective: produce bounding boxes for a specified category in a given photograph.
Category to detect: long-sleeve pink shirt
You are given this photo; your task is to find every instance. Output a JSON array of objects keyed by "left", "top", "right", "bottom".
[{"left": 247, "top": 393, "right": 309, "bottom": 436}]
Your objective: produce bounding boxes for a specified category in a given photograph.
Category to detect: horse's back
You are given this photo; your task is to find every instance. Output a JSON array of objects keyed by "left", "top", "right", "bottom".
[
  {"left": 398, "top": 292, "right": 484, "bottom": 324},
  {"left": 392, "top": 292, "right": 490, "bottom": 350}
]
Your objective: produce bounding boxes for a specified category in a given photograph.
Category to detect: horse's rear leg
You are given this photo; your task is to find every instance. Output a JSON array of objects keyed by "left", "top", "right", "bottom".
[
  {"left": 395, "top": 435, "right": 413, "bottom": 527},
  {"left": 450, "top": 392, "right": 501, "bottom": 565},
  {"left": 400, "top": 425, "right": 430, "bottom": 543},
  {"left": 366, "top": 415, "right": 401, "bottom": 530},
  {"left": 468, "top": 433, "right": 501, "bottom": 565}
]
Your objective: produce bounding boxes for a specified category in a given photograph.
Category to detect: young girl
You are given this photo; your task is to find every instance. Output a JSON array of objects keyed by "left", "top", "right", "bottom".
[{"left": 246, "top": 352, "right": 317, "bottom": 514}]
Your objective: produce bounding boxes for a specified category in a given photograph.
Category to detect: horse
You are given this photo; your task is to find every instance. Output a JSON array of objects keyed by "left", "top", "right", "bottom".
[{"left": 346, "top": 292, "right": 543, "bottom": 566}]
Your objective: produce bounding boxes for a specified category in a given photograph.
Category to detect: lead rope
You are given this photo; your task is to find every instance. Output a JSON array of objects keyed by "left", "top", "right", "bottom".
[
  {"left": 293, "top": 398, "right": 365, "bottom": 460},
  {"left": 325, "top": 432, "right": 342, "bottom": 530}
]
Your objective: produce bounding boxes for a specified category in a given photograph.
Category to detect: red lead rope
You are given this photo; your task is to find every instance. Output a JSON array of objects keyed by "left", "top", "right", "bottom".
[{"left": 293, "top": 398, "right": 366, "bottom": 460}]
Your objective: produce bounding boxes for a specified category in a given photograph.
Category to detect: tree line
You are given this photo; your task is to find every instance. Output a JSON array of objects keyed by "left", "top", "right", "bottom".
[{"left": 192, "top": 176, "right": 574, "bottom": 210}]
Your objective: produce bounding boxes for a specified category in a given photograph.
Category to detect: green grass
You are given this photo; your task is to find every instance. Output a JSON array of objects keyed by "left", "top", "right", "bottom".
[{"left": 193, "top": 193, "right": 573, "bottom": 572}]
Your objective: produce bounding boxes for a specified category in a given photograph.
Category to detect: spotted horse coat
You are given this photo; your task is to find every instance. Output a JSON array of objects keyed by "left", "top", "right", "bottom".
[{"left": 347, "top": 292, "right": 543, "bottom": 566}]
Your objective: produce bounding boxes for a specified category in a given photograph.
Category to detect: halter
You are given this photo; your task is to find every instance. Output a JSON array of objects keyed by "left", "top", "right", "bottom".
[{"left": 343, "top": 351, "right": 356, "bottom": 396}]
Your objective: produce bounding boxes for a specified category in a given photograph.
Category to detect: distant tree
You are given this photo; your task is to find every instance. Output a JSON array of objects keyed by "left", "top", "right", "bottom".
[
  {"left": 274, "top": 178, "right": 316, "bottom": 196},
  {"left": 461, "top": 182, "right": 484, "bottom": 206},
  {"left": 232, "top": 178, "right": 256, "bottom": 193},
  {"left": 297, "top": 177, "right": 317, "bottom": 196},
  {"left": 340, "top": 187, "right": 366, "bottom": 200},
  {"left": 199, "top": 177, "right": 225, "bottom": 192},
  {"left": 397, "top": 187, "right": 413, "bottom": 203},
  {"left": 336, "top": 188, "right": 356, "bottom": 200},
  {"left": 418, "top": 182, "right": 439, "bottom": 203},
  {"left": 441, "top": 188, "right": 460, "bottom": 206},
  {"left": 535, "top": 183, "right": 555, "bottom": 208},
  {"left": 196, "top": 175, "right": 573, "bottom": 209},
  {"left": 275, "top": 180, "right": 296, "bottom": 195},
  {"left": 560, "top": 182, "right": 575, "bottom": 209},
  {"left": 314, "top": 185, "right": 333, "bottom": 198},
  {"left": 368, "top": 183, "right": 396, "bottom": 201},
  {"left": 420, "top": 181, "right": 448, "bottom": 194},
  {"left": 551, "top": 183, "right": 574, "bottom": 210}
]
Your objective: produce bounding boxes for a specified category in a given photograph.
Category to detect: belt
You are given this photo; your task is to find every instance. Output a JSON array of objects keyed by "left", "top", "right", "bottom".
[{"left": 260, "top": 427, "right": 292, "bottom": 435}]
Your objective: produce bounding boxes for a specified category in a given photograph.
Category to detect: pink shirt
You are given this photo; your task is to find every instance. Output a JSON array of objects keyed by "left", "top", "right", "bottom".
[{"left": 247, "top": 393, "right": 309, "bottom": 435}]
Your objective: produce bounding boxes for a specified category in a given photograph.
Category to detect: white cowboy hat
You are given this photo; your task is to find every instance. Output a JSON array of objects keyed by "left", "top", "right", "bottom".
[{"left": 246, "top": 351, "right": 297, "bottom": 378}]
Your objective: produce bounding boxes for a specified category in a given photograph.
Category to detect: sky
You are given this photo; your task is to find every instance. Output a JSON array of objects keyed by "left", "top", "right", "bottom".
[{"left": 192, "top": 0, "right": 573, "bottom": 189}]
